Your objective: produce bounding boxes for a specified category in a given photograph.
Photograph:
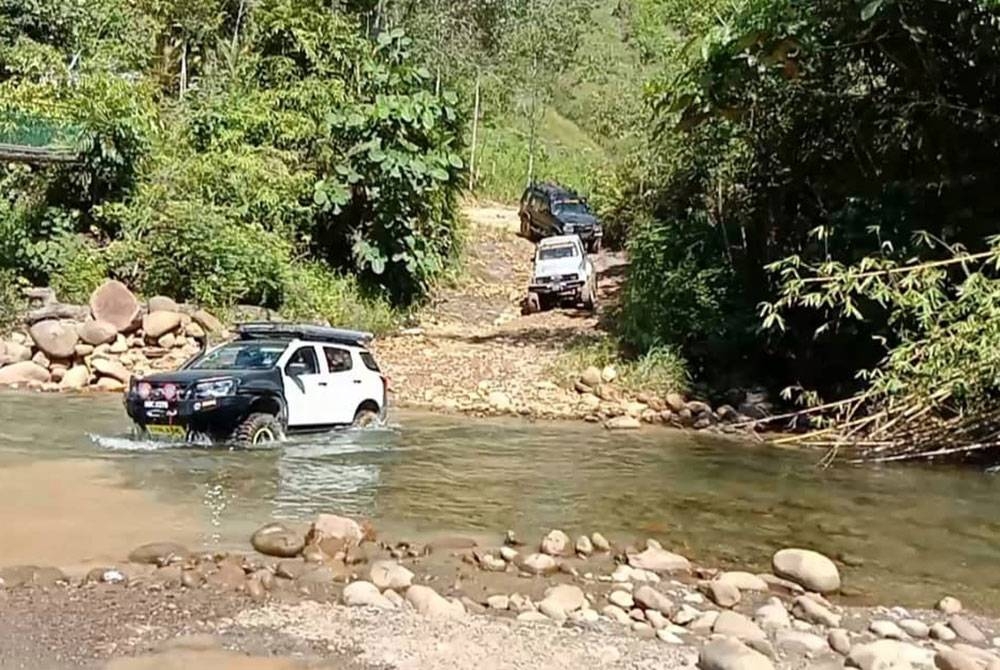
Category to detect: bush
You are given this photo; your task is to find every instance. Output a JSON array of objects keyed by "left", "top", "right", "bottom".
[
  {"left": 0, "top": 268, "right": 25, "bottom": 334},
  {"left": 47, "top": 234, "right": 107, "bottom": 303},
  {"left": 281, "top": 263, "right": 398, "bottom": 335},
  {"left": 548, "top": 335, "right": 689, "bottom": 397}
]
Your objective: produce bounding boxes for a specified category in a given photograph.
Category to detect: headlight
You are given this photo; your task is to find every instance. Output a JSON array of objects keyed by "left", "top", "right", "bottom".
[{"left": 193, "top": 379, "right": 236, "bottom": 398}]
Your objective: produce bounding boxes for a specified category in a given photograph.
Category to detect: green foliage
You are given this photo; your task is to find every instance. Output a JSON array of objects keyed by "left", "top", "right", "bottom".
[
  {"left": 549, "top": 335, "right": 689, "bottom": 397},
  {"left": 0, "top": 268, "right": 25, "bottom": 333},
  {"left": 281, "top": 263, "right": 398, "bottom": 335}
]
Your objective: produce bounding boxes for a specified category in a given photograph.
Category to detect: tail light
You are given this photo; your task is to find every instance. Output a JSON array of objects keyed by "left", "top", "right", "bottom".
[{"left": 380, "top": 375, "right": 392, "bottom": 393}]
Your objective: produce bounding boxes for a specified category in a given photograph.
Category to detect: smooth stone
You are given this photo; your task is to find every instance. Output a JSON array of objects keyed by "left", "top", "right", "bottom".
[
  {"left": 657, "top": 628, "right": 685, "bottom": 644},
  {"left": 142, "top": 311, "right": 183, "bottom": 339},
  {"left": 95, "top": 377, "right": 125, "bottom": 392},
  {"left": 590, "top": 532, "right": 611, "bottom": 552},
  {"left": 608, "top": 590, "right": 635, "bottom": 609},
  {"left": 78, "top": 320, "right": 118, "bottom": 346},
  {"left": 575, "top": 535, "right": 593, "bottom": 556},
  {"left": 128, "top": 542, "right": 190, "bottom": 566},
  {"left": 792, "top": 595, "right": 841, "bottom": 628},
  {"left": 0, "top": 361, "right": 50, "bottom": 385},
  {"left": 538, "top": 599, "right": 568, "bottom": 623},
  {"left": 772, "top": 548, "right": 841, "bottom": 594},
  {"left": 646, "top": 610, "right": 669, "bottom": 630},
  {"left": 29, "top": 320, "right": 79, "bottom": 359},
  {"left": 540, "top": 529, "right": 571, "bottom": 556},
  {"left": 486, "top": 594, "right": 509, "bottom": 610},
  {"left": 499, "top": 546, "right": 518, "bottom": 562},
  {"left": 759, "top": 573, "right": 806, "bottom": 594},
  {"left": 309, "top": 514, "right": 365, "bottom": 545},
  {"left": 829, "top": 629, "right": 852, "bottom": 655},
  {"left": 673, "top": 605, "right": 702, "bottom": 626},
  {"left": 628, "top": 546, "right": 691, "bottom": 573},
  {"left": 900, "top": 620, "right": 930, "bottom": 639},
  {"left": 755, "top": 600, "right": 792, "bottom": 631},
  {"left": 931, "top": 623, "right": 958, "bottom": 642},
  {"left": 602, "top": 604, "right": 632, "bottom": 625},
  {"left": 713, "top": 610, "right": 766, "bottom": 642},
  {"left": 634, "top": 585, "right": 675, "bottom": 615},
  {"left": 60, "top": 365, "right": 91, "bottom": 390},
  {"left": 632, "top": 621, "right": 656, "bottom": 638},
  {"left": 707, "top": 581, "right": 741, "bottom": 608},
  {"left": 689, "top": 610, "right": 720, "bottom": 633},
  {"left": 369, "top": 561, "right": 414, "bottom": 591},
  {"left": 148, "top": 296, "right": 180, "bottom": 313},
  {"left": 871, "top": 620, "right": 909, "bottom": 640},
  {"left": 541, "top": 584, "right": 586, "bottom": 615},
  {"left": 715, "top": 571, "right": 769, "bottom": 592},
  {"left": 517, "top": 611, "right": 551, "bottom": 624},
  {"left": 250, "top": 523, "right": 305, "bottom": 558},
  {"left": 935, "top": 649, "right": 982, "bottom": 670},
  {"left": 949, "top": 615, "right": 986, "bottom": 643},
  {"left": 405, "top": 585, "right": 465, "bottom": 619},
  {"left": 848, "top": 640, "right": 934, "bottom": 670},
  {"left": 580, "top": 366, "right": 602, "bottom": 388},
  {"left": 90, "top": 280, "right": 141, "bottom": 332},
  {"left": 520, "top": 553, "right": 558, "bottom": 575},
  {"left": 699, "top": 637, "right": 775, "bottom": 670},
  {"left": 937, "top": 597, "right": 963, "bottom": 615}
]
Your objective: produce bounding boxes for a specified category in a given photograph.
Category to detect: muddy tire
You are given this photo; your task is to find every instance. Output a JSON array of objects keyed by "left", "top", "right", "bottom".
[
  {"left": 233, "top": 412, "right": 282, "bottom": 446},
  {"left": 583, "top": 282, "right": 597, "bottom": 311},
  {"left": 522, "top": 292, "right": 541, "bottom": 315},
  {"left": 587, "top": 238, "right": 602, "bottom": 254},
  {"left": 352, "top": 408, "right": 380, "bottom": 429}
]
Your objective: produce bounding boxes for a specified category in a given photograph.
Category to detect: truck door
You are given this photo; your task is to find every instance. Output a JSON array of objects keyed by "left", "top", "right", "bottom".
[
  {"left": 281, "top": 345, "right": 327, "bottom": 427},
  {"left": 321, "top": 346, "right": 361, "bottom": 424}
]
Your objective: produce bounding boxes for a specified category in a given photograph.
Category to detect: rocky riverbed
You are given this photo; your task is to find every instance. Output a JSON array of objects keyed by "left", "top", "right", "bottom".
[{"left": 2, "top": 513, "right": 997, "bottom": 670}]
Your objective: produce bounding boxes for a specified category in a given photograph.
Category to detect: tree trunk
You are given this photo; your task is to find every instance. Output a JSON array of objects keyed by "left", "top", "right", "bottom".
[
  {"left": 469, "top": 73, "right": 481, "bottom": 192},
  {"left": 179, "top": 40, "right": 188, "bottom": 100}
]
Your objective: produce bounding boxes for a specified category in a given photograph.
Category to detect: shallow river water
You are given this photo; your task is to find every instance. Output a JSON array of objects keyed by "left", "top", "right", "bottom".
[{"left": 1, "top": 392, "right": 999, "bottom": 612}]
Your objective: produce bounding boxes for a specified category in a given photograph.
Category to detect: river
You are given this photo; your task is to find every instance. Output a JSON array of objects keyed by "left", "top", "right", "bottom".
[{"left": 1, "top": 391, "right": 999, "bottom": 613}]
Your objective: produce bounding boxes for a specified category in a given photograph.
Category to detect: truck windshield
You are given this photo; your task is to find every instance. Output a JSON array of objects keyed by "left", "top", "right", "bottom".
[
  {"left": 553, "top": 200, "right": 591, "bottom": 216},
  {"left": 538, "top": 245, "right": 578, "bottom": 260},
  {"left": 189, "top": 343, "right": 285, "bottom": 370}
]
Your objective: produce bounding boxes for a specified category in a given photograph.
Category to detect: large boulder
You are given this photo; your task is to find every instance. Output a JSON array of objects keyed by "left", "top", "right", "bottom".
[
  {"left": 627, "top": 546, "right": 691, "bottom": 573},
  {"left": 148, "top": 296, "right": 180, "bottom": 313},
  {"left": 29, "top": 321, "right": 79, "bottom": 359},
  {"left": 92, "top": 357, "right": 131, "bottom": 384},
  {"left": 60, "top": 365, "right": 91, "bottom": 391},
  {"left": 698, "top": 638, "right": 775, "bottom": 670},
  {"left": 142, "top": 312, "right": 183, "bottom": 339},
  {"left": 90, "top": 281, "right": 141, "bottom": 332},
  {"left": 0, "top": 361, "right": 50, "bottom": 386},
  {"left": 772, "top": 548, "right": 841, "bottom": 593},
  {"left": 78, "top": 320, "right": 118, "bottom": 346}
]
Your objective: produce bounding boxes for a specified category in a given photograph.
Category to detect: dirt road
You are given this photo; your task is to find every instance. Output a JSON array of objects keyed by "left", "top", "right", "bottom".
[{"left": 374, "top": 204, "right": 628, "bottom": 420}]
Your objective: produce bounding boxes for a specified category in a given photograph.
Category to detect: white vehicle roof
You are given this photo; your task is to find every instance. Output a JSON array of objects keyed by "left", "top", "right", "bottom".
[{"left": 538, "top": 235, "right": 582, "bottom": 247}]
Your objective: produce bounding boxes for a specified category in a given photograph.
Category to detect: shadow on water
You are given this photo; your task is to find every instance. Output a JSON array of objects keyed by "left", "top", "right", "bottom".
[{"left": 3, "top": 392, "right": 1000, "bottom": 612}]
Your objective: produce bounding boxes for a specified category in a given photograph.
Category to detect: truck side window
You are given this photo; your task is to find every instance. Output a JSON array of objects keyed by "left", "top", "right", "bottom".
[
  {"left": 285, "top": 346, "right": 319, "bottom": 376},
  {"left": 324, "top": 347, "right": 353, "bottom": 373}
]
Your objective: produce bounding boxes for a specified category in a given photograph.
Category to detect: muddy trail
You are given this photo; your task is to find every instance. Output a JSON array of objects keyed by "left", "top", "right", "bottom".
[{"left": 374, "top": 204, "right": 628, "bottom": 419}]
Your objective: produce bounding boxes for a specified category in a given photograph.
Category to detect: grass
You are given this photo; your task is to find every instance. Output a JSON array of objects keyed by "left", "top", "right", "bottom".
[{"left": 548, "top": 334, "right": 690, "bottom": 398}]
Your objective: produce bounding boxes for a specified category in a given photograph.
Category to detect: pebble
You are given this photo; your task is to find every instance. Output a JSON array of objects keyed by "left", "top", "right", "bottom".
[
  {"left": 633, "top": 584, "right": 675, "bottom": 615},
  {"left": 628, "top": 546, "right": 691, "bottom": 573},
  {"left": 931, "top": 623, "right": 958, "bottom": 642},
  {"left": 486, "top": 595, "right": 510, "bottom": 610},
  {"left": 520, "top": 553, "right": 557, "bottom": 575},
  {"left": 384, "top": 589, "right": 405, "bottom": 608},
  {"left": 689, "top": 610, "right": 719, "bottom": 633},
  {"left": 589, "top": 532, "right": 611, "bottom": 552},
  {"left": 608, "top": 590, "right": 634, "bottom": 609},
  {"left": 369, "top": 561, "right": 414, "bottom": 591},
  {"left": 540, "top": 529, "right": 571, "bottom": 556},
  {"left": 541, "top": 584, "right": 586, "bottom": 614},
  {"left": 715, "top": 571, "right": 770, "bottom": 592},
  {"left": 792, "top": 595, "right": 842, "bottom": 628},
  {"left": 516, "top": 611, "right": 551, "bottom": 624},
  {"left": 848, "top": 640, "right": 933, "bottom": 670},
  {"left": 774, "top": 629, "right": 828, "bottom": 655},
  {"left": 937, "top": 596, "right": 963, "bottom": 614},
  {"left": 632, "top": 622, "right": 656, "bottom": 638},
  {"left": 949, "top": 615, "right": 987, "bottom": 643},
  {"left": 343, "top": 581, "right": 394, "bottom": 609},
  {"left": 899, "top": 619, "right": 930, "bottom": 639},
  {"left": 713, "top": 610, "right": 767, "bottom": 642},
  {"left": 499, "top": 546, "right": 518, "bottom": 562},
  {"left": 629, "top": 608, "right": 646, "bottom": 622},
  {"left": 575, "top": 535, "right": 593, "bottom": 556},
  {"left": 405, "top": 585, "right": 465, "bottom": 619},
  {"left": 707, "top": 581, "right": 742, "bottom": 608},
  {"left": 509, "top": 593, "right": 534, "bottom": 613},
  {"left": 755, "top": 599, "right": 792, "bottom": 631},
  {"left": 772, "top": 548, "right": 841, "bottom": 594},
  {"left": 602, "top": 604, "right": 632, "bottom": 625},
  {"left": 646, "top": 610, "right": 669, "bottom": 630},
  {"left": 870, "top": 620, "right": 908, "bottom": 640},
  {"left": 673, "top": 605, "right": 701, "bottom": 626},
  {"left": 656, "top": 629, "right": 685, "bottom": 645},
  {"left": 935, "top": 649, "right": 983, "bottom": 670}
]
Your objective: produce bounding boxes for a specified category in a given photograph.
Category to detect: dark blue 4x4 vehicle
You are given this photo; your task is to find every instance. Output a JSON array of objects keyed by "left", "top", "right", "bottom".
[{"left": 518, "top": 182, "right": 603, "bottom": 253}]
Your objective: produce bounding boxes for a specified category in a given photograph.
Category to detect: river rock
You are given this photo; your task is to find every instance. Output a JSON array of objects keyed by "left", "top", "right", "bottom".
[
  {"left": 487, "top": 594, "right": 510, "bottom": 610},
  {"left": 370, "top": 561, "right": 414, "bottom": 591},
  {"left": 949, "top": 615, "right": 986, "bottom": 643},
  {"left": 937, "top": 597, "right": 963, "bottom": 615},
  {"left": 1, "top": 341, "right": 31, "bottom": 364},
  {"left": 601, "top": 365, "right": 617, "bottom": 383},
  {"left": 713, "top": 611, "right": 767, "bottom": 641},
  {"left": 148, "top": 296, "right": 180, "bottom": 313},
  {"left": 775, "top": 629, "right": 828, "bottom": 654},
  {"left": 192, "top": 309, "right": 224, "bottom": 334},
  {"left": 0, "top": 565, "right": 68, "bottom": 587},
  {"left": 92, "top": 357, "right": 131, "bottom": 383},
  {"left": 646, "top": 610, "right": 669, "bottom": 630},
  {"left": 581, "top": 366, "right": 602, "bottom": 388},
  {"left": 699, "top": 637, "right": 775, "bottom": 670},
  {"left": 542, "top": 584, "right": 586, "bottom": 614},
  {"left": 405, "top": 585, "right": 465, "bottom": 619},
  {"left": 540, "top": 529, "right": 571, "bottom": 556},
  {"left": 499, "top": 546, "right": 518, "bottom": 562},
  {"left": 128, "top": 542, "right": 190, "bottom": 566},
  {"left": 755, "top": 600, "right": 792, "bottom": 631},
  {"left": 308, "top": 514, "right": 365, "bottom": 546},
  {"left": 487, "top": 391, "right": 512, "bottom": 412},
  {"left": 110, "top": 335, "right": 129, "bottom": 354},
  {"left": 29, "top": 321, "right": 79, "bottom": 359},
  {"left": 90, "top": 281, "right": 141, "bottom": 332},
  {"left": 591, "top": 532, "right": 611, "bottom": 552},
  {"left": 602, "top": 604, "right": 632, "bottom": 625},
  {"left": 343, "top": 580, "right": 393, "bottom": 609},
  {"left": 848, "top": 640, "right": 935, "bottom": 670},
  {"left": 829, "top": 629, "right": 852, "bottom": 655},
  {"left": 520, "top": 553, "right": 558, "bottom": 575},
  {"left": 575, "top": 535, "right": 593, "bottom": 556},
  {"left": 517, "top": 611, "right": 552, "bottom": 624},
  {"left": 772, "top": 548, "right": 841, "bottom": 593},
  {"left": 0, "top": 361, "right": 50, "bottom": 385},
  {"left": 633, "top": 585, "right": 675, "bottom": 615},
  {"left": 871, "top": 620, "right": 908, "bottom": 640},
  {"left": 250, "top": 523, "right": 305, "bottom": 558},
  {"left": 935, "top": 649, "right": 983, "bottom": 670},
  {"left": 716, "top": 571, "right": 769, "bottom": 592},
  {"left": 931, "top": 623, "right": 958, "bottom": 642},
  {"left": 707, "top": 581, "right": 742, "bottom": 608},
  {"left": 759, "top": 573, "right": 806, "bottom": 594},
  {"left": 143, "top": 311, "right": 183, "bottom": 339},
  {"left": 627, "top": 546, "right": 691, "bottom": 573},
  {"left": 78, "top": 320, "right": 118, "bottom": 346},
  {"left": 673, "top": 604, "right": 701, "bottom": 626},
  {"left": 608, "top": 590, "right": 634, "bottom": 609},
  {"left": 95, "top": 377, "right": 124, "bottom": 392},
  {"left": 60, "top": 365, "right": 90, "bottom": 390},
  {"left": 791, "top": 595, "right": 841, "bottom": 628},
  {"left": 665, "top": 392, "right": 686, "bottom": 413},
  {"left": 606, "top": 415, "right": 641, "bottom": 430},
  {"left": 900, "top": 620, "right": 930, "bottom": 639}
]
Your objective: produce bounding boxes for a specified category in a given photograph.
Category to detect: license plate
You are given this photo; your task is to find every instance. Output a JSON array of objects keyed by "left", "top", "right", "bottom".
[
  {"left": 147, "top": 425, "right": 186, "bottom": 439},
  {"left": 144, "top": 400, "right": 168, "bottom": 409}
]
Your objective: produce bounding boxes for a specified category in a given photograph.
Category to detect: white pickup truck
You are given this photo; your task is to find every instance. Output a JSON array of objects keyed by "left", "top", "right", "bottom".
[{"left": 523, "top": 235, "right": 597, "bottom": 313}]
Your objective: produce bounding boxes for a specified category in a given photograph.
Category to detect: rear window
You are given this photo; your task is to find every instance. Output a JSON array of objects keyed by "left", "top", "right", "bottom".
[{"left": 360, "top": 351, "right": 381, "bottom": 372}]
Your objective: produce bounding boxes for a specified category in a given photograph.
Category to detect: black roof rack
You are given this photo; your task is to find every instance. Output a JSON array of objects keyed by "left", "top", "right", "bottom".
[
  {"left": 236, "top": 322, "right": 374, "bottom": 347},
  {"left": 528, "top": 181, "right": 583, "bottom": 200}
]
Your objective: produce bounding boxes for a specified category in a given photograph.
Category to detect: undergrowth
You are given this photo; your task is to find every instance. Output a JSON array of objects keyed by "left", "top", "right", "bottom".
[{"left": 548, "top": 335, "right": 689, "bottom": 397}]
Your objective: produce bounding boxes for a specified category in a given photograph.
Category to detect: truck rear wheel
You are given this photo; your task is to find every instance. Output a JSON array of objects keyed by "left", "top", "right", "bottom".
[
  {"left": 522, "top": 292, "right": 541, "bottom": 315},
  {"left": 233, "top": 412, "right": 282, "bottom": 446}
]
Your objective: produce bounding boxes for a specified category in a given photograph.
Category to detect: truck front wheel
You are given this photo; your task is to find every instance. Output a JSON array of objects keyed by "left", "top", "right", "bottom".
[{"left": 233, "top": 412, "right": 283, "bottom": 446}]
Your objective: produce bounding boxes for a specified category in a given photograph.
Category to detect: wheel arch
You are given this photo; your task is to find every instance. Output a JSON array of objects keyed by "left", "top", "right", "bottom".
[
  {"left": 248, "top": 393, "right": 287, "bottom": 426},
  {"left": 355, "top": 398, "right": 381, "bottom": 416}
]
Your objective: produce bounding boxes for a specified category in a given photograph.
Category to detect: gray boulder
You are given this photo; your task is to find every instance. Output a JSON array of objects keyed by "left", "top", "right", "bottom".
[
  {"left": 79, "top": 320, "right": 119, "bottom": 346},
  {"left": 29, "top": 320, "right": 78, "bottom": 359}
]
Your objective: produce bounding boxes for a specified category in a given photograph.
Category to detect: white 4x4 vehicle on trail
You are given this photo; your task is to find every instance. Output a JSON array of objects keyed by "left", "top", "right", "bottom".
[
  {"left": 124, "top": 323, "right": 388, "bottom": 445},
  {"left": 523, "top": 235, "right": 597, "bottom": 313}
]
